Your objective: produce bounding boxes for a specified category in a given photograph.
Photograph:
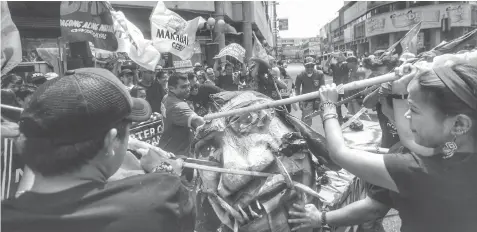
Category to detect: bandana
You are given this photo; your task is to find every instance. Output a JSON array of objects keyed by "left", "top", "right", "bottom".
[{"left": 433, "top": 66, "right": 477, "bottom": 111}]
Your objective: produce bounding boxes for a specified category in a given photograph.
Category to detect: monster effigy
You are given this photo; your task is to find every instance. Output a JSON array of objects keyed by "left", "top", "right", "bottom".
[{"left": 192, "top": 90, "right": 343, "bottom": 232}]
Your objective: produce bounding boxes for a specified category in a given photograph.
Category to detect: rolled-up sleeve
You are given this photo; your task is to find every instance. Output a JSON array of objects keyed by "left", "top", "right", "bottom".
[
  {"left": 171, "top": 102, "right": 197, "bottom": 128},
  {"left": 384, "top": 152, "right": 422, "bottom": 197}
]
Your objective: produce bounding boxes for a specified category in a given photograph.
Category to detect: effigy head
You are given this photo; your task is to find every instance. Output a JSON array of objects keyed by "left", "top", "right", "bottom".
[{"left": 192, "top": 91, "right": 337, "bottom": 232}]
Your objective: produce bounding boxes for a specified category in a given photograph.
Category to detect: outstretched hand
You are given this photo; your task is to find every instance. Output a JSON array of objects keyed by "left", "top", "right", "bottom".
[{"left": 288, "top": 203, "right": 322, "bottom": 231}]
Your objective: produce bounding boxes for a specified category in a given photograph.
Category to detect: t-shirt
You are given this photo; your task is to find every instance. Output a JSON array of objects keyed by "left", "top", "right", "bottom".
[
  {"left": 159, "top": 93, "right": 197, "bottom": 157},
  {"left": 187, "top": 84, "right": 223, "bottom": 117},
  {"left": 141, "top": 81, "right": 167, "bottom": 114},
  {"left": 295, "top": 70, "right": 325, "bottom": 101},
  {"left": 330, "top": 63, "right": 349, "bottom": 85},
  {"left": 216, "top": 74, "right": 238, "bottom": 91},
  {"left": 376, "top": 103, "right": 400, "bottom": 148},
  {"left": 367, "top": 142, "right": 407, "bottom": 207},
  {"left": 1, "top": 173, "right": 196, "bottom": 232},
  {"left": 384, "top": 151, "right": 477, "bottom": 232}
]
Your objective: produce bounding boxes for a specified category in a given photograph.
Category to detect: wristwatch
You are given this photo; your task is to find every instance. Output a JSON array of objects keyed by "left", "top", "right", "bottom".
[{"left": 389, "top": 93, "right": 408, "bottom": 100}]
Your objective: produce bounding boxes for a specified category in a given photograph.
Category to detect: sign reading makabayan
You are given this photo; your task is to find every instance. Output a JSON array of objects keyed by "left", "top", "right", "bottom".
[
  {"left": 213, "top": 43, "right": 246, "bottom": 63},
  {"left": 365, "top": 4, "right": 472, "bottom": 37},
  {"left": 150, "top": 1, "right": 204, "bottom": 60}
]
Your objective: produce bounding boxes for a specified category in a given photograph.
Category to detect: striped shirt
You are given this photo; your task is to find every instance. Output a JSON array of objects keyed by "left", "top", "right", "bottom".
[{"left": 1, "top": 138, "right": 23, "bottom": 200}]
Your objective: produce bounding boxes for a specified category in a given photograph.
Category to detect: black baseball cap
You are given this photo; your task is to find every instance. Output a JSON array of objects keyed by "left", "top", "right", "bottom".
[
  {"left": 19, "top": 68, "right": 152, "bottom": 143},
  {"left": 119, "top": 69, "right": 133, "bottom": 76},
  {"left": 27, "top": 72, "right": 47, "bottom": 85},
  {"left": 346, "top": 56, "right": 358, "bottom": 63}
]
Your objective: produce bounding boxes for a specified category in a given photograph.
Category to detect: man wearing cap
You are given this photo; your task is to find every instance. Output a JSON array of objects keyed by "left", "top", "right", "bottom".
[
  {"left": 295, "top": 56, "right": 325, "bottom": 126},
  {"left": 205, "top": 68, "right": 217, "bottom": 85},
  {"left": 119, "top": 69, "right": 135, "bottom": 91},
  {"left": 2, "top": 68, "right": 196, "bottom": 232}
]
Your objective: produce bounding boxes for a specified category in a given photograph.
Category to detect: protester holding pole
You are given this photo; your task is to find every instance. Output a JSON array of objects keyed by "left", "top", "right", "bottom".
[
  {"left": 289, "top": 57, "right": 477, "bottom": 231},
  {"left": 2, "top": 68, "right": 196, "bottom": 232}
]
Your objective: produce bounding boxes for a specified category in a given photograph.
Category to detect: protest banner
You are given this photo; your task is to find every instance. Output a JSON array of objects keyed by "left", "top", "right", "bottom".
[
  {"left": 173, "top": 60, "right": 194, "bottom": 73},
  {"left": 279, "top": 79, "right": 294, "bottom": 97},
  {"left": 60, "top": 1, "right": 118, "bottom": 51},
  {"left": 252, "top": 32, "right": 270, "bottom": 62},
  {"left": 129, "top": 118, "right": 164, "bottom": 147},
  {"left": 150, "top": 1, "right": 205, "bottom": 60},
  {"left": 213, "top": 43, "right": 246, "bottom": 63},
  {"left": 111, "top": 10, "right": 160, "bottom": 71},
  {"left": 1, "top": 2, "right": 22, "bottom": 75}
]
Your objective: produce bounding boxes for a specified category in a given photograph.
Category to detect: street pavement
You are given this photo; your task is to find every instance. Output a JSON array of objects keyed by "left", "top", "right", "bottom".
[{"left": 285, "top": 63, "right": 401, "bottom": 232}]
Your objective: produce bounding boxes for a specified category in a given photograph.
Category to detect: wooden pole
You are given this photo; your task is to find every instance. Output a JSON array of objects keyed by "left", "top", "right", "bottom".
[{"left": 203, "top": 72, "right": 397, "bottom": 121}]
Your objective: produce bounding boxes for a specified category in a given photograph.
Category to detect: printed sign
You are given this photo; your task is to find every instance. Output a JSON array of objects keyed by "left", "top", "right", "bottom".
[
  {"left": 129, "top": 118, "right": 163, "bottom": 147},
  {"left": 278, "top": 19, "right": 289, "bottom": 31},
  {"left": 280, "top": 79, "right": 293, "bottom": 97},
  {"left": 173, "top": 60, "right": 193, "bottom": 73},
  {"left": 213, "top": 43, "right": 246, "bottom": 63},
  {"left": 60, "top": 1, "right": 118, "bottom": 51},
  {"left": 365, "top": 4, "right": 472, "bottom": 37},
  {"left": 150, "top": 1, "right": 204, "bottom": 60}
]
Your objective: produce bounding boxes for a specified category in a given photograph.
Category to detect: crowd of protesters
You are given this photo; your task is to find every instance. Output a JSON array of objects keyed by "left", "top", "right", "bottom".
[{"left": 2, "top": 43, "right": 477, "bottom": 232}]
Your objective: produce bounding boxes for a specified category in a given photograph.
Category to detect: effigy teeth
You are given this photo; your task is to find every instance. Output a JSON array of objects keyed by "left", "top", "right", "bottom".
[
  {"left": 248, "top": 205, "right": 261, "bottom": 219},
  {"left": 237, "top": 205, "right": 250, "bottom": 222},
  {"left": 256, "top": 200, "right": 262, "bottom": 210}
]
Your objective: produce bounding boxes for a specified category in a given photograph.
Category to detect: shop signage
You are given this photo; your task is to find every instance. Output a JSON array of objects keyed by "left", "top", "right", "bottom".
[
  {"left": 213, "top": 43, "right": 246, "bottom": 63},
  {"left": 365, "top": 4, "right": 472, "bottom": 37},
  {"left": 60, "top": 1, "right": 118, "bottom": 51},
  {"left": 278, "top": 19, "right": 289, "bottom": 31},
  {"left": 129, "top": 118, "right": 163, "bottom": 147}
]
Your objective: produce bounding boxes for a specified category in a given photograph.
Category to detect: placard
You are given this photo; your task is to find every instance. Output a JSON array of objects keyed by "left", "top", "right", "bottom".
[
  {"left": 129, "top": 118, "right": 163, "bottom": 147},
  {"left": 173, "top": 59, "right": 193, "bottom": 73},
  {"left": 213, "top": 43, "right": 246, "bottom": 63}
]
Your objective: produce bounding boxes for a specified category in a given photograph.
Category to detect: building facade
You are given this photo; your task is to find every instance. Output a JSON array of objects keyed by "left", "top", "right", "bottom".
[{"left": 321, "top": 1, "right": 477, "bottom": 57}]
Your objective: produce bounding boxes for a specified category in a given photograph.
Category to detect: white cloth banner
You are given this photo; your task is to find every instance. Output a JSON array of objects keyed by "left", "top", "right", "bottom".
[
  {"left": 150, "top": 1, "right": 204, "bottom": 60},
  {"left": 111, "top": 11, "right": 160, "bottom": 71},
  {"left": 1, "top": 2, "right": 22, "bottom": 75},
  {"left": 213, "top": 43, "right": 246, "bottom": 63},
  {"left": 252, "top": 32, "right": 269, "bottom": 63}
]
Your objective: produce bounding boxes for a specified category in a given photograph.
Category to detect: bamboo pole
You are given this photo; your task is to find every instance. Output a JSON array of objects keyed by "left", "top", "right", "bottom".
[
  {"left": 203, "top": 72, "right": 397, "bottom": 121},
  {"left": 1, "top": 104, "right": 22, "bottom": 113}
]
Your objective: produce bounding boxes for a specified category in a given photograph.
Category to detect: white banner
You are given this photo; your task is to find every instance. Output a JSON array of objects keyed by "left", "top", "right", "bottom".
[
  {"left": 252, "top": 32, "right": 270, "bottom": 62},
  {"left": 111, "top": 11, "right": 160, "bottom": 71},
  {"left": 213, "top": 43, "right": 246, "bottom": 63},
  {"left": 173, "top": 60, "right": 193, "bottom": 73},
  {"left": 1, "top": 2, "right": 22, "bottom": 75},
  {"left": 150, "top": 1, "right": 204, "bottom": 60}
]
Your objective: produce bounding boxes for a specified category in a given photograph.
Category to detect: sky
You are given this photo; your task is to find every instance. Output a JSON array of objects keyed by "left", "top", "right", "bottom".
[{"left": 276, "top": 0, "right": 344, "bottom": 38}]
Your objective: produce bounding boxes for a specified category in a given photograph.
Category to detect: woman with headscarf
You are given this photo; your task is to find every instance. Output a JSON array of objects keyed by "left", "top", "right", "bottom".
[{"left": 289, "top": 56, "right": 477, "bottom": 232}]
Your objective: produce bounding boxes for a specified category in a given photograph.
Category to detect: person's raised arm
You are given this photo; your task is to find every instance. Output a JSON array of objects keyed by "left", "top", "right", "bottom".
[{"left": 319, "top": 84, "right": 398, "bottom": 192}]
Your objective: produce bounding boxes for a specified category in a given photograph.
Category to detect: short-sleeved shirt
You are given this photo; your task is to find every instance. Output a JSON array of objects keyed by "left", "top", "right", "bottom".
[
  {"left": 376, "top": 103, "right": 400, "bottom": 148},
  {"left": 367, "top": 142, "right": 407, "bottom": 207},
  {"left": 330, "top": 63, "right": 349, "bottom": 85},
  {"left": 384, "top": 151, "right": 477, "bottom": 232},
  {"left": 1, "top": 173, "right": 196, "bottom": 232},
  {"left": 295, "top": 70, "right": 325, "bottom": 101},
  {"left": 159, "top": 93, "right": 197, "bottom": 157}
]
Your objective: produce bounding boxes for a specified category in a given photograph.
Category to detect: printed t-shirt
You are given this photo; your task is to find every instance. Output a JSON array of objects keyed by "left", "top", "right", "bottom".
[
  {"left": 295, "top": 70, "right": 325, "bottom": 101},
  {"left": 159, "top": 93, "right": 197, "bottom": 157},
  {"left": 1, "top": 173, "right": 196, "bottom": 232},
  {"left": 383, "top": 151, "right": 477, "bottom": 232}
]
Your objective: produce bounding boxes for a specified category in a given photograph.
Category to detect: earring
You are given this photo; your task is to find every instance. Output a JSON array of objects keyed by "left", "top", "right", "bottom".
[{"left": 442, "top": 134, "right": 458, "bottom": 159}]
